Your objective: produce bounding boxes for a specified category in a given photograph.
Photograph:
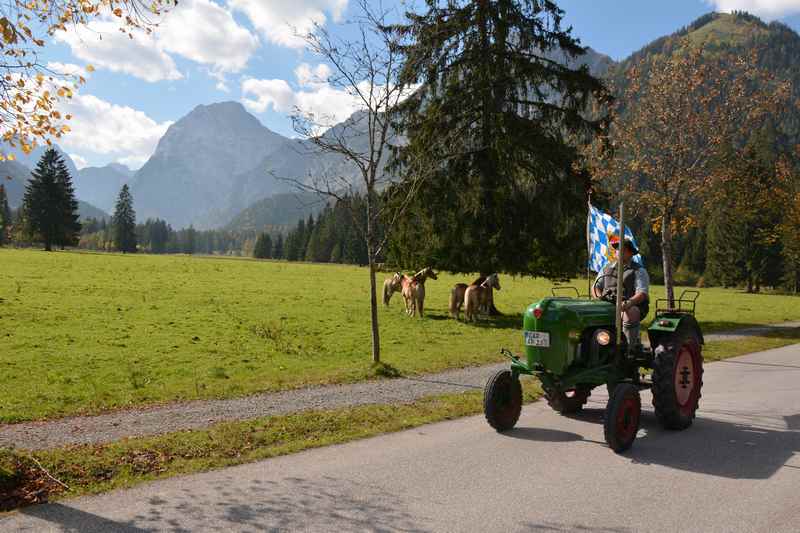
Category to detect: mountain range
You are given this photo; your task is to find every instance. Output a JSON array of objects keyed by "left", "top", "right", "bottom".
[{"left": 3, "top": 12, "right": 798, "bottom": 233}]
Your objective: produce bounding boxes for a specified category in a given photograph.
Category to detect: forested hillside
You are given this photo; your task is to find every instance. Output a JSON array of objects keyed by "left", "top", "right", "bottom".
[{"left": 600, "top": 12, "right": 800, "bottom": 292}]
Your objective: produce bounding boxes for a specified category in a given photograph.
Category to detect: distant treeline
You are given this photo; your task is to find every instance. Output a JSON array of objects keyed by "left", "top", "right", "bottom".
[
  {"left": 76, "top": 194, "right": 377, "bottom": 266},
  {"left": 253, "top": 195, "right": 376, "bottom": 265},
  {"left": 79, "top": 217, "right": 263, "bottom": 256}
]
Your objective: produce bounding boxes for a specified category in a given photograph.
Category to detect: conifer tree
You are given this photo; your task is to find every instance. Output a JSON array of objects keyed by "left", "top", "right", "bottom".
[
  {"left": 112, "top": 184, "right": 137, "bottom": 253},
  {"left": 274, "top": 233, "right": 284, "bottom": 259},
  {"left": 388, "top": 0, "right": 609, "bottom": 277},
  {"left": 183, "top": 226, "right": 197, "bottom": 255},
  {"left": 22, "top": 148, "right": 81, "bottom": 251},
  {"left": 0, "top": 184, "right": 10, "bottom": 245},
  {"left": 54, "top": 157, "right": 81, "bottom": 249},
  {"left": 304, "top": 214, "right": 315, "bottom": 256},
  {"left": 253, "top": 232, "right": 273, "bottom": 259},
  {"left": 287, "top": 219, "right": 305, "bottom": 261}
]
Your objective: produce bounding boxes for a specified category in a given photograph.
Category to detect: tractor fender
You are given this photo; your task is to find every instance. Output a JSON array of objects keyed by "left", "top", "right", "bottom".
[{"left": 648, "top": 314, "right": 704, "bottom": 347}]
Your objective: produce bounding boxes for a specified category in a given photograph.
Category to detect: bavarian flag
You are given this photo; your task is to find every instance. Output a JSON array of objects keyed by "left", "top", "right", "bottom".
[{"left": 587, "top": 204, "right": 642, "bottom": 273}]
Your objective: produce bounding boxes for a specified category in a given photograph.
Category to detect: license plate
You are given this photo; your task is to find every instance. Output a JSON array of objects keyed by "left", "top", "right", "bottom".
[{"left": 524, "top": 331, "right": 550, "bottom": 348}]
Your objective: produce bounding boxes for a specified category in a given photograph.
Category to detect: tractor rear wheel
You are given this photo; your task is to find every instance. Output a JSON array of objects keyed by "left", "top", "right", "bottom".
[
  {"left": 651, "top": 332, "right": 703, "bottom": 430},
  {"left": 545, "top": 386, "right": 591, "bottom": 414},
  {"left": 484, "top": 370, "right": 522, "bottom": 432},
  {"left": 604, "top": 383, "right": 641, "bottom": 453}
]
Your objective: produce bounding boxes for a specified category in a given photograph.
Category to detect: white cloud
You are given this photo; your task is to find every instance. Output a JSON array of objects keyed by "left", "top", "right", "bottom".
[
  {"left": 159, "top": 0, "right": 259, "bottom": 75},
  {"left": 241, "top": 61, "right": 359, "bottom": 126},
  {"left": 241, "top": 78, "right": 296, "bottom": 113},
  {"left": 295, "top": 63, "right": 331, "bottom": 88},
  {"left": 47, "top": 62, "right": 91, "bottom": 79},
  {"left": 241, "top": 63, "right": 416, "bottom": 134},
  {"left": 58, "top": 94, "right": 172, "bottom": 169},
  {"left": 228, "top": 0, "right": 348, "bottom": 48},
  {"left": 56, "top": 21, "right": 182, "bottom": 83},
  {"left": 69, "top": 153, "right": 89, "bottom": 169},
  {"left": 705, "top": 0, "right": 800, "bottom": 19},
  {"left": 56, "top": 0, "right": 258, "bottom": 85}
]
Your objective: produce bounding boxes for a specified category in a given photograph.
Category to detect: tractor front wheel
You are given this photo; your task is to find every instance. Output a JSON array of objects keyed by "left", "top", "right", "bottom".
[
  {"left": 604, "top": 383, "right": 641, "bottom": 453},
  {"left": 545, "top": 386, "right": 591, "bottom": 414},
  {"left": 484, "top": 370, "right": 522, "bottom": 432},
  {"left": 651, "top": 336, "right": 703, "bottom": 430}
]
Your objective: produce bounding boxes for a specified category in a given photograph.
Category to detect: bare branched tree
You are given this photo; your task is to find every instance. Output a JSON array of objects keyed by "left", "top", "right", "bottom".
[{"left": 289, "top": 0, "right": 421, "bottom": 364}]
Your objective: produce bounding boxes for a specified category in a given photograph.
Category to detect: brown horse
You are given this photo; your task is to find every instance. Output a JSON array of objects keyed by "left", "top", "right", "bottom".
[
  {"left": 401, "top": 267, "right": 438, "bottom": 317},
  {"left": 383, "top": 272, "right": 403, "bottom": 306},
  {"left": 449, "top": 275, "right": 494, "bottom": 319},
  {"left": 464, "top": 273, "right": 501, "bottom": 322}
]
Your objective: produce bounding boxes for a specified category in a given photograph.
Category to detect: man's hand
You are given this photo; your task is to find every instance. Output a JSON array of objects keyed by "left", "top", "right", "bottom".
[{"left": 621, "top": 300, "right": 631, "bottom": 311}]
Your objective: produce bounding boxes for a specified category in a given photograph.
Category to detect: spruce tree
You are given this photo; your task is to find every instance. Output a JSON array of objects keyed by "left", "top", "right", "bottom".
[
  {"left": 287, "top": 219, "right": 305, "bottom": 261},
  {"left": 304, "top": 214, "right": 315, "bottom": 254},
  {"left": 53, "top": 155, "right": 81, "bottom": 248},
  {"left": 22, "top": 148, "right": 81, "bottom": 251},
  {"left": 388, "top": 0, "right": 608, "bottom": 277},
  {"left": 0, "top": 184, "right": 10, "bottom": 246},
  {"left": 113, "top": 184, "right": 137, "bottom": 253},
  {"left": 183, "top": 226, "right": 197, "bottom": 255},
  {"left": 274, "top": 233, "right": 284, "bottom": 259},
  {"left": 253, "top": 232, "right": 272, "bottom": 259}
]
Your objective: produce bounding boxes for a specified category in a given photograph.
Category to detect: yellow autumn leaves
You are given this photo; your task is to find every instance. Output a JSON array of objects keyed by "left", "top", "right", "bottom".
[{"left": 0, "top": 1, "right": 175, "bottom": 159}]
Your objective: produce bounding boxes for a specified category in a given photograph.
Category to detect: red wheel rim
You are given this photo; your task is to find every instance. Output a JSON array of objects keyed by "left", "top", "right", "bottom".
[
  {"left": 673, "top": 342, "right": 701, "bottom": 416},
  {"left": 616, "top": 395, "right": 640, "bottom": 442}
]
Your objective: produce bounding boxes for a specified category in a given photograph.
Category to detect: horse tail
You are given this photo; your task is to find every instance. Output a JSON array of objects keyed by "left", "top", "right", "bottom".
[
  {"left": 383, "top": 279, "right": 393, "bottom": 306},
  {"left": 448, "top": 287, "right": 457, "bottom": 317},
  {"left": 464, "top": 286, "right": 474, "bottom": 321}
]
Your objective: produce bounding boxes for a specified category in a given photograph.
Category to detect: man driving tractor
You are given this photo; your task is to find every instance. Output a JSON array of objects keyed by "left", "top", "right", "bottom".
[{"left": 592, "top": 236, "right": 650, "bottom": 349}]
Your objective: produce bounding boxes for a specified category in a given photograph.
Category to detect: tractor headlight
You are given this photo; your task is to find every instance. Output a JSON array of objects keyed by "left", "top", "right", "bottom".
[{"left": 595, "top": 329, "right": 612, "bottom": 346}]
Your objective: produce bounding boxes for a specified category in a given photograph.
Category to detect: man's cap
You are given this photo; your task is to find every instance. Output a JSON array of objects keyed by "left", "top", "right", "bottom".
[{"left": 610, "top": 236, "right": 639, "bottom": 255}]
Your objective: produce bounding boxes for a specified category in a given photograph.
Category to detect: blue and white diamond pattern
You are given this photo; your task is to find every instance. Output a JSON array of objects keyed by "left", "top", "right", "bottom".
[{"left": 587, "top": 204, "right": 642, "bottom": 273}]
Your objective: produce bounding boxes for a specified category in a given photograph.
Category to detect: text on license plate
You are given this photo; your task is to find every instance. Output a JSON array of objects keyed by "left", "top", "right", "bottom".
[{"left": 524, "top": 331, "right": 550, "bottom": 348}]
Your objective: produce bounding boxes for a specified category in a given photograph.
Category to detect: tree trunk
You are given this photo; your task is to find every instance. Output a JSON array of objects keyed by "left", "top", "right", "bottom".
[
  {"left": 366, "top": 194, "right": 381, "bottom": 364},
  {"left": 368, "top": 254, "right": 381, "bottom": 364},
  {"left": 661, "top": 213, "right": 675, "bottom": 308}
]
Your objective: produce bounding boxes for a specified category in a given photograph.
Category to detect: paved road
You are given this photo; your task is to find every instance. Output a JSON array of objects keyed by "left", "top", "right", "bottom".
[{"left": 3, "top": 344, "right": 800, "bottom": 532}]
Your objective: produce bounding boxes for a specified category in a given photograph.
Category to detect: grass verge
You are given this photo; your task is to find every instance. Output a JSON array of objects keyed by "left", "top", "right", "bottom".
[
  {"left": 3, "top": 247, "right": 800, "bottom": 422},
  {"left": 2, "top": 330, "right": 798, "bottom": 513}
]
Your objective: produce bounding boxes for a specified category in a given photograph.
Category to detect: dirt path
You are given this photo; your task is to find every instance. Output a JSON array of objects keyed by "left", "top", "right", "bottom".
[{"left": 2, "top": 321, "right": 798, "bottom": 451}]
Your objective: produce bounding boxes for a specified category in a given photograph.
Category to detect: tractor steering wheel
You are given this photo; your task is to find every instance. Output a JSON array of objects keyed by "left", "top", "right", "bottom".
[{"left": 593, "top": 274, "right": 618, "bottom": 304}]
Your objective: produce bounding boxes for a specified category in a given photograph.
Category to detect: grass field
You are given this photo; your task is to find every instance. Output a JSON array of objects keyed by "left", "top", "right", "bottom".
[{"left": 2, "top": 248, "right": 800, "bottom": 423}]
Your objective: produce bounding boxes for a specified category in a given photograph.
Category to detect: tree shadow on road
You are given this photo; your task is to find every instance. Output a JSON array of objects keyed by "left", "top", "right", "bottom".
[
  {"left": 19, "top": 503, "right": 149, "bottom": 532},
  {"left": 17, "top": 475, "right": 428, "bottom": 532},
  {"left": 504, "top": 405, "right": 800, "bottom": 480}
]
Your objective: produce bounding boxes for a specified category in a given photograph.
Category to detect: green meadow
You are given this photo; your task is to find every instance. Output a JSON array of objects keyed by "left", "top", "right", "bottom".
[{"left": 1, "top": 248, "right": 799, "bottom": 423}]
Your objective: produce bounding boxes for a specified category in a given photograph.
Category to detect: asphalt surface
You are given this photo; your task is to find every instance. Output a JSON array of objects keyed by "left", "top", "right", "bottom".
[{"left": 3, "top": 344, "right": 800, "bottom": 533}]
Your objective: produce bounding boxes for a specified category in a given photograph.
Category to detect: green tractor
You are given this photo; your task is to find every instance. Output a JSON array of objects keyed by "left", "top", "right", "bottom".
[{"left": 483, "top": 283, "right": 704, "bottom": 453}]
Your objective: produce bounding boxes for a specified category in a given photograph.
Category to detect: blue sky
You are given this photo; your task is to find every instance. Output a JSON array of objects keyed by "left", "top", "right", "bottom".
[{"left": 40, "top": 0, "right": 800, "bottom": 170}]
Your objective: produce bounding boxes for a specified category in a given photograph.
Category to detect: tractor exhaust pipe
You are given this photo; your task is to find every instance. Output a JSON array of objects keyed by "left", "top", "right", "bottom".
[{"left": 615, "top": 203, "right": 625, "bottom": 358}]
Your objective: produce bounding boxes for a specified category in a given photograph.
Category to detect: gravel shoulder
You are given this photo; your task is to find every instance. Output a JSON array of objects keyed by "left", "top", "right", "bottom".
[
  {"left": 0, "top": 363, "right": 506, "bottom": 451},
  {"left": 2, "top": 321, "right": 799, "bottom": 451}
]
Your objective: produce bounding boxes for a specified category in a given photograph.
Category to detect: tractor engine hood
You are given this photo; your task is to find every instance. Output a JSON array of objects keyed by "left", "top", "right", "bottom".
[{"left": 523, "top": 297, "right": 616, "bottom": 375}]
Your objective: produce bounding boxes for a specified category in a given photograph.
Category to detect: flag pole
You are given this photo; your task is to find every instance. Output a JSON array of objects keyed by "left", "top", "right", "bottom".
[
  {"left": 615, "top": 202, "right": 625, "bottom": 357},
  {"left": 586, "top": 194, "right": 592, "bottom": 298}
]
